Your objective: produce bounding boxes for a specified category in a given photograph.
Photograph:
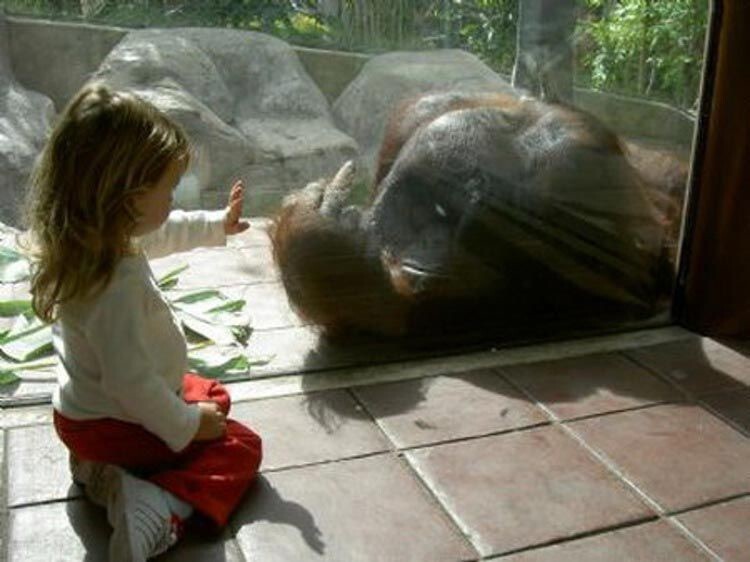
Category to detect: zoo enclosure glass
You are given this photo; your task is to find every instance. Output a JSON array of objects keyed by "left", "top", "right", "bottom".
[{"left": 1, "top": 0, "right": 710, "bottom": 348}]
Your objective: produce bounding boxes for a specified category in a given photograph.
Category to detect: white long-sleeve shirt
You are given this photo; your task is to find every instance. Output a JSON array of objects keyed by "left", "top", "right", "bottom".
[{"left": 52, "top": 210, "right": 227, "bottom": 452}]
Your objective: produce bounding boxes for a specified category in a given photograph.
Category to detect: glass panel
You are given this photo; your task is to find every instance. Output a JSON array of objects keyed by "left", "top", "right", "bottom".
[{"left": 0, "top": 1, "right": 709, "bottom": 349}]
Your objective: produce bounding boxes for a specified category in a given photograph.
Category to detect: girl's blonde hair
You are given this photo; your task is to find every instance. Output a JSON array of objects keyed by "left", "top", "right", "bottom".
[{"left": 25, "top": 82, "right": 190, "bottom": 322}]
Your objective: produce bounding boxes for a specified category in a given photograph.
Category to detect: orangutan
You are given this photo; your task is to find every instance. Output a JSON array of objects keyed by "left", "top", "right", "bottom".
[{"left": 270, "top": 91, "right": 685, "bottom": 341}]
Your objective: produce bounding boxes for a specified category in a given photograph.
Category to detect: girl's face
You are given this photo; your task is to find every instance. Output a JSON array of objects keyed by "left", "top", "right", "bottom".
[{"left": 131, "top": 158, "right": 185, "bottom": 237}]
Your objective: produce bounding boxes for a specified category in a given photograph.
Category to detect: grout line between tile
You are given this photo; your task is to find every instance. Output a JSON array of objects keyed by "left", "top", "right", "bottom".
[
  {"left": 400, "top": 449, "right": 491, "bottom": 557},
  {"left": 556, "top": 420, "right": 667, "bottom": 515},
  {"left": 347, "top": 384, "right": 508, "bottom": 560},
  {"left": 663, "top": 515, "right": 725, "bottom": 562},
  {"left": 697, "top": 396, "right": 750, "bottom": 438},
  {"left": 7, "top": 495, "right": 81, "bottom": 511},
  {"left": 618, "top": 350, "right": 694, "bottom": 400},
  {"left": 553, "top": 399, "right": 683, "bottom": 424},
  {"left": 480, "top": 516, "right": 662, "bottom": 560},
  {"left": 661, "top": 493, "right": 750, "bottom": 561},
  {"left": 668, "top": 491, "right": 750, "bottom": 517},
  {"left": 492, "top": 365, "right": 669, "bottom": 515},
  {"left": 393, "top": 452, "right": 482, "bottom": 561},
  {"left": 344, "top": 386, "right": 488, "bottom": 560},
  {"left": 258, "top": 449, "right": 392, "bottom": 475},
  {"left": 393, "top": 420, "right": 553, "bottom": 453},
  {"left": 493, "top": 364, "right": 750, "bottom": 561},
  {"left": 613, "top": 351, "right": 750, "bottom": 437},
  {"left": 344, "top": 388, "right": 399, "bottom": 454}
]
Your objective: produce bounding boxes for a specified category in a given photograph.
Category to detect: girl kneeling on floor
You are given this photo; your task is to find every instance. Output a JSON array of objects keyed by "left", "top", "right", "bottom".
[{"left": 25, "top": 82, "right": 263, "bottom": 562}]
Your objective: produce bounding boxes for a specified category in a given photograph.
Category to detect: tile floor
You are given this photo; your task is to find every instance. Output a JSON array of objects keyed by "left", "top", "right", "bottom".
[
  {"left": 2, "top": 333, "right": 750, "bottom": 561},
  {"left": 1, "top": 221, "right": 749, "bottom": 561}
]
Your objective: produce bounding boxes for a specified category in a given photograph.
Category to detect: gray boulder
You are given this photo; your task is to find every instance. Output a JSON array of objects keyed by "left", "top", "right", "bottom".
[
  {"left": 93, "top": 28, "right": 357, "bottom": 213},
  {"left": 333, "top": 50, "right": 516, "bottom": 181},
  {"left": 0, "top": 15, "right": 54, "bottom": 227}
]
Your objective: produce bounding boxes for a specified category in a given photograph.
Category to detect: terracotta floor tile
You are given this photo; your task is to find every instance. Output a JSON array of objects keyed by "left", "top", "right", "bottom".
[
  {"left": 6, "top": 424, "right": 79, "bottom": 507},
  {"left": 501, "top": 353, "right": 680, "bottom": 420},
  {"left": 8, "top": 500, "right": 244, "bottom": 562},
  {"left": 569, "top": 404, "right": 750, "bottom": 512},
  {"left": 626, "top": 338, "right": 750, "bottom": 395},
  {"left": 499, "top": 520, "right": 711, "bottom": 562},
  {"left": 675, "top": 496, "right": 750, "bottom": 562},
  {"left": 232, "top": 455, "right": 476, "bottom": 561},
  {"left": 156, "top": 530, "right": 246, "bottom": 561},
  {"left": 231, "top": 390, "right": 390, "bottom": 470},
  {"left": 700, "top": 388, "right": 750, "bottom": 434},
  {"left": 8, "top": 500, "right": 109, "bottom": 562},
  {"left": 406, "top": 426, "right": 653, "bottom": 557},
  {"left": 353, "top": 368, "right": 548, "bottom": 448}
]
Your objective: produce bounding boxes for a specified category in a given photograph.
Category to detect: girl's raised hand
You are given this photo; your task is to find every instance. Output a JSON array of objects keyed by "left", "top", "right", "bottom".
[{"left": 224, "top": 180, "right": 250, "bottom": 235}]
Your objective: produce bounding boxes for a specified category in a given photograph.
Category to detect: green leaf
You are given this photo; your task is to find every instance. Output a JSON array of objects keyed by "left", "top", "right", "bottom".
[
  {"left": 187, "top": 345, "right": 272, "bottom": 380},
  {"left": 188, "top": 353, "right": 251, "bottom": 379},
  {"left": 178, "top": 311, "right": 240, "bottom": 346},
  {"left": 207, "top": 299, "right": 245, "bottom": 313},
  {"left": 0, "top": 357, "right": 57, "bottom": 388},
  {"left": 170, "top": 291, "right": 251, "bottom": 344},
  {"left": 158, "top": 277, "right": 179, "bottom": 291},
  {"left": 0, "top": 300, "right": 32, "bottom": 317},
  {"left": 0, "top": 247, "right": 30, "bottom": 283},
  {"left": 172, "top": 290, "right": 222, "bottom": 304},
  {"left": 156, "top": 264, "right": 189, "bottom": 290},
  {"left": 0, "top": 370, "right": 19, "bottom": 387},
  {"left": 0, "top": 315, "right": 54, "bottom": 362},
  {"left": 231, "top": 325, "right": 252, "bottom": 347}
]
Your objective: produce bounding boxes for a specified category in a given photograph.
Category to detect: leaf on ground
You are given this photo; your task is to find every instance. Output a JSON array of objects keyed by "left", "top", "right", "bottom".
[
  {"left": 187, "top": 346, "right": 272, "bottom": 379},
  {"left": 0, "top": 247, "right": 30, "bottom": 283},
  {"left": 187, "top": 350, "right": 251, "bottom": 379},
  {"left": 156, "top": 264, "right": 189, "bottom": 290},
  {"left": 0, "top": 250, "right": 259, "bottom": 385},
  {"left": 0, "top": 370, "right": 19, "bottom": 386},
  {"left": 179, "top": 311, "right": 242, "bottom": 347},
  {"left": 0, "top": 358, "right": 57, "bottom": 387},
  {"left": 172, "top": 289, "right": 222, "bottom": 304},
  {"left": 170, "top": 289, "right": 251, "bottom": 346},
  {"left": 207, "top": 300, "right": 245, "bottom": 313},
  {"left": 0, "top": 315, "right": 54, "bottom": 362}
]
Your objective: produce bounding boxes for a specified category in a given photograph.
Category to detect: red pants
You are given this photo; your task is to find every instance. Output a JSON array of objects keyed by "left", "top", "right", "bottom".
[{"left": 53, "top": 373, "right": 262, "bottom": 528}]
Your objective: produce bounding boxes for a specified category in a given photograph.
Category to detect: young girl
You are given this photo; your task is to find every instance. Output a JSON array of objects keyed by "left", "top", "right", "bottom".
[{"left": 25, "top": 83, "right": 262, "bottom": 561}]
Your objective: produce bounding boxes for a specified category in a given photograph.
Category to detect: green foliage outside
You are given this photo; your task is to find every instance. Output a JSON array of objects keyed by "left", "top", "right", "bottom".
[
  {"left": 2, "top": 0, "right": 709, "bottom": 110},
  {"left": 578, "top": 0, "right": 708, "bottom": 109}
]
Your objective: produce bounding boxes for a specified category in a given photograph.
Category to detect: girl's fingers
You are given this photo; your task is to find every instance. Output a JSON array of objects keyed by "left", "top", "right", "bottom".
[{"left": 225, "top": 180, "right": 248, "bottom": 236}]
